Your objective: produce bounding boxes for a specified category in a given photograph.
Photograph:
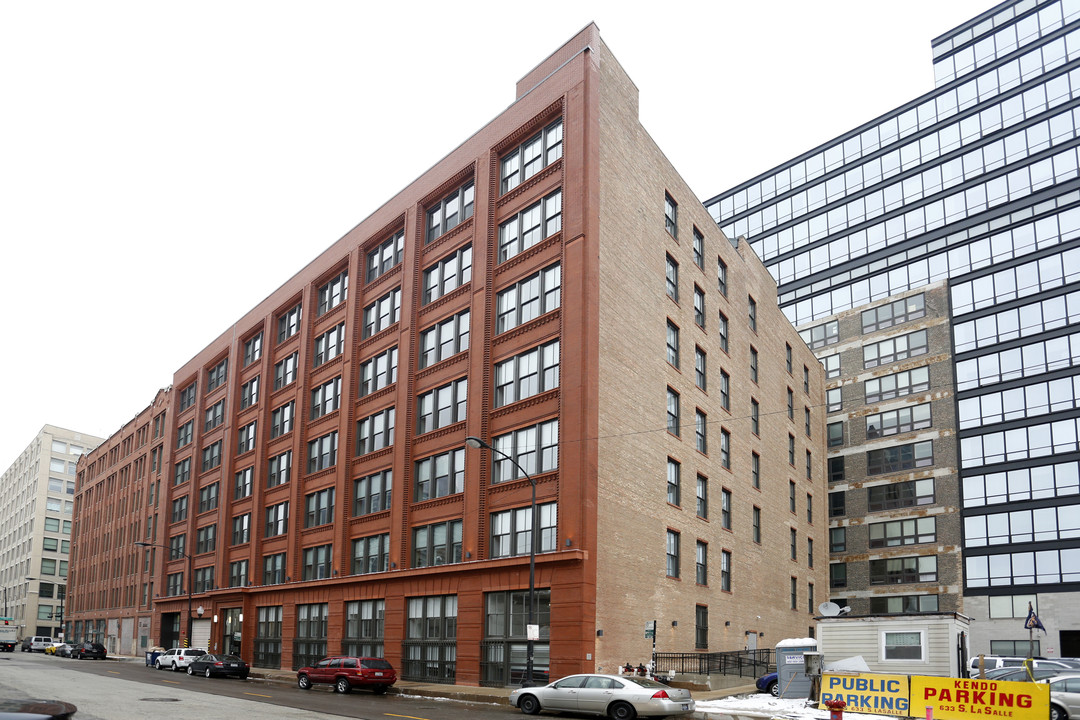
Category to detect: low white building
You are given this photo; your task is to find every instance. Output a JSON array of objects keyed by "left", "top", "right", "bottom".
[{"left": 817, "top": 612, "right": 972, "bottom": 678}]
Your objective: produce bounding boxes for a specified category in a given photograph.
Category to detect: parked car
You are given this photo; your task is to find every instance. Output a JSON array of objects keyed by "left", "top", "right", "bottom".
[
  {"left": 296, "top": 656, "right": 397, "bottom": 694},
  {"left": 968, "top": 656, "right": 1080, "bottom": 675},
  {"left": 54, "top": 643, "right": 74, "bottom": 658},
  {"left": 509, "top": 673, "right": 695, "bottom": 719},
  {"left": 21, "top": 635, "right": 54, "bottom": 652},
  {"left": 756, "top": 672, "right": 779, "bottom": 697},
  {"left": 1045, "top": 674, "right": 1080, "bottom": 720},
  {"left": 155, "top": 647, "right": 207, "bottom": 671},
  {"left": 982, "top": 666, "right": 1080, "bottom": 682},
  {"left": 187, "top": 653, "right": 250, "bottom": 679},
  {"left": 72, "top": 642, "right": 107, "bottom": 660},
  {"left": 44, "top": 642, "right": 65, "bottom": 655}
]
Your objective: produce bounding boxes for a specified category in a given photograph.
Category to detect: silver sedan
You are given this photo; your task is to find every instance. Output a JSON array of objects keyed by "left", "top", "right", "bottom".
[{"left": 509, "top": 674, "right": 695, "bottom": 720}]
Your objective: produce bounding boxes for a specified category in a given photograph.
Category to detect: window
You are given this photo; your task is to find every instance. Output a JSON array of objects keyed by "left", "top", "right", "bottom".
[
  {"left": 864, "top": 330, "right": 929, "bottom": 368},
  {"left": 417, "top": 378, "right": 467, "bottom": 433},
  {"left": 988, "top": 595, "right": 1039, "bottom": 619},
  {"left": 667, "top": 459, "right": 681, "bottom": 505},
  {"left": 787, "top": 388, "right": 794, "bottom": 419},
  {"left": 244, "top": 332, "right": 263, "bottom": 366},
  {"left": 278, "top": 303, "right": 302, "bottom": 343},
  {"left": 240, "top": 376, "right": 259, "bottom": 409},
  {"left": 867, "top": 441, "right": 933, "bottom": 474},
  {"left": 313, "top": 322, "right": 346, "bottom": 367},
  {"left": 694, "top": 287, "right": 706, "bottom": 328},
  {"left": 831, "top": 563, "right": 847, "bottom": 588},
  {"left": 751, "top": 399, "right": 760, "bottom": 434},
  {"left": 490, "top": 503, "right": 557, "bottom": 558},
  {"left": 412, "top": 520, "right": 464, "bottom": 565},
  {"left": 265, "top": 501, "right": 289, "bottom": 538},
  {"left": 363, "top": 288, "right": 401, "bottom": 338},
  {"left": 869, "top": 517, "right": 936, "bottom": 547},
  {"left": 302, "top": 544, "right": 333, "bottom": 580},
  {"left": 868, "top": 479, "right": 934, "bottom": 511},
  {"left": 720, "top": 429, "right": 730, "bottom": 469},
  {"left": 791, "top": 577, "right": 798, "bottom": 609},
  {"left": 317, "top": 270, "right": 348, "bottom": 316},
  {"left": 721, "top": 550, "right": 731, "bottom": 591},
  {"left": 751, "top": 453, "right": 760, "bottom": 489},
  {"left": 790, "top": 528, "right": 798, "bottom": 560},
  {"left": 788, "top": 435, "right": 795, "bottom": 465},
  {"left": 695, "top": 605, "right": 708, "bottom": 649},
  {"left": 748, "top": 295, "right": 757, "bottom": 331},
  {"left": 806, "top": 450, "right": 813, "bottom": 480},
  {"left": 693, "top": 227, "right": 704, "bottom": 268},
  {"left": 423, "top": 245, "right": 472, "bottom": 304},
  {"left": 420, "top": 310, "right": 470, "bottom": 367},
  {"left": 170, "top": 534, "right": 186, "bottom": 560},
  {"left": 695, "top": 347, "right": 707, "bottom": 390},
  {"left": 808, "top": 582, "right": 815, "bottom": 613},
  {"left": 807, "top": 493, "right": 814, "bottom": 524},
  {"left": 366, "top": 229, "right": 404, "bottom": 282},
  {"left": 414, "top": 448, "right": 465, "bottom": 501},
  {"left": 203, "top": 399, "right": 225, "bottom": 433},
  {"left": 234, "top": 467, "right": 253, "bottom": 499},
  {"left": 667, "top": 388, "right": 680, "bottom": 436},
  {"left": 353, "top": 533, "right": 391, "bottom": 574},
  {"left": 753, "top": 507, "right": 761, "bottom": 543},
  {"left": 198, "top": 483, "right": 218, "bottom": 513},
  {"left": 717, "top": 257, "right": 727, "bottom": 296},
  {"left": 718, "top": 312, "right": 729, "bottom": 352},
  {"left": 263, "top": 553, "right": 287, "bottom": 585},
  {"left": 501, "top": 119, "right": 563, "bottom": 193},
  {"left": 176, "top": 421, "right": 193, "bottom": 448},
  {"left": 695, "top": 411, "right": 708, "bottom": 454},
  {"left": 719, "top": 371, "right": 730, "bottom": 410},
  {"left": 666, "top": 530, "right": 680, "bottom": 578},
  {"left": 207, "top": 359, "right": 228, "bottom": 392},
  {"left": 829, "top": 491, "right": 846, "bottom": 517},
  {"left": 196, "top": 524, "right": 216, "bottom": 554},
  {"left": 883, "top": 631, "right": 924, "bottom": 661},
  {"left": 664, "top": 193, "right": 678, "bottom": 237},
  {"left": 805, "top": 407, "right": 812, "bottom": 437},
  {"left": 268, "top": 451, "right": 291, "bottom": 488},
  {"left": 354, "top": 469, "right": 392, "bottom": 516},
  {"left": 823, "top": 354, "right": 840, "bottom": 379},
  {"left": 696, "top": 475, "right": 708, "bottom": 518},
  {"left": 829, "top": 457, "right": 845, "bottom": 483},
  {"left": 696, "top": 541, "right": 708, "bottom": 585},
  {"left": 270, "top": 401, "right": 295, "bottom": 438},
  {"left": 179, "top": 383, "right": 197, "bottom": 412},
  {"left": 273, "top": 352, "right": 299, "bottom": 390},
  {"left": 305, "top": 488, "right": 335, "bottom": 528},
  {"left": 871, "top": 595, "right": 938, "bottom": 614},
  {"left": 789, "top": 480, "right": 797, "bottom": 513},
  {"left": 310, "top": 377, "right": 342, "bottom": 420},
  {"left": 826, "top": 387, "right": 842, "bottom": 412},
  {"left": 786, "top": 344, "right": 793, "bottom": 374},
  {"left": 866, "top": 403, "right": 932, "bottom": 439},
  {"left": 492, "top": 420, "right": 559, "bottom": 483},
  {"left": 869, "top": 556, "right": 937, "bottom": 584},
  {"left": 360, "top": 346, "right": 399, "bottom": 394},
  {"left": 231, "top": 513, "right": 250, "bottom": 545},
  {"left": 307, "top": 431, "right": 338, "bottom": 473},
  {"left": 865, "top": 366, "right": 930, "bottom": 403},
  {"left": 808, "top": 538, "right": 814, "bottom": 568},
  {"left": 356, "top": 408, "right": 395, "bottom": 455},
  {"left": 665, "top": 254, "right": 679, "bottom": 302},
  {"left": 750, "top": 347, "right": 758, "bottom": 383},
  {"left": 799, "top": 321, "right": 839, "bottom": 349},
  {"left": 427, "top": 180, "right": 474, "bottom": 243},
  {"left": 201, "top": 441, "right": 222, "bottom": 472},
  {"left": 237, "top": 421, "right": 257, "bottom": 454},
  {"left": 173, "top": 458, "right": 191, "bottom": 486},
  {"left": 863, "top": 294, "right": 925, "bottom": 333},
  {"left": 666, "top": 321, "right": 680, "bottom": 367},
  {"left": 495, "top": 340, "right": 559, "bottom": 407},
  {"left": 496, "top": 264, "right": 561, "bottom": 333},
  {"left": 498, "top": 190, "right": 561, "bottom": 262},
  {"left": 721, "top": 488, "right": 731, "bottom": 530},
  {"left": 830, "top": 527, "right": 846, "bottom": 552}
]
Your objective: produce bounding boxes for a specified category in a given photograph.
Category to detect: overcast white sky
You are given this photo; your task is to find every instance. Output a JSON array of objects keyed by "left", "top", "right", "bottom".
[{"left": 0, "top": 0, "right": 992, "bottom": 465}]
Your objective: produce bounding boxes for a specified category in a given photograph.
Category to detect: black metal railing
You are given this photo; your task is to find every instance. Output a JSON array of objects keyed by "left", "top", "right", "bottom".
[
  {"left": 653, "top": 648, "right": 774, "bottom": 678},
  {"left": 401, "top": 641, "right": 457, "bottom": 684}
]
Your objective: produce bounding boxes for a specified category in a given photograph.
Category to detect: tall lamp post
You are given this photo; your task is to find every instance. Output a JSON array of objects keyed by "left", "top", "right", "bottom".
[
  {"left": 465, "top": 436, "right": 539, "bottom": 687},
  {"left": 134, "top": 541, "right": 193, "bottom": 647}
]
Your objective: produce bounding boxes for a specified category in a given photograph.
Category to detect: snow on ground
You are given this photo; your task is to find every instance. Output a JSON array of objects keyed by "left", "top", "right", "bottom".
[{"left": 696, "top": 692, "right": 885, "bottom": 720}]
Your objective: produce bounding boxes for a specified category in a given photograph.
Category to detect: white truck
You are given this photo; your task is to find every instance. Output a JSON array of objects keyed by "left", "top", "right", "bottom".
[{"left": 0, "top": 617, "right": 16, "bottom": 652}]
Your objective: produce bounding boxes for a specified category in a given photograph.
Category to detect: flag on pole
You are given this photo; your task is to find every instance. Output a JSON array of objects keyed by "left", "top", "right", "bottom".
[{"left": 1024, "top": 602, "right": 1046, "bottom": 633}]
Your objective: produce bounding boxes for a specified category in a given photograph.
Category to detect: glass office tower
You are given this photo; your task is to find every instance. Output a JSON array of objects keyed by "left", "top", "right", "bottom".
[{"left": 706, "top": 0, "right": 1080, "bottom": 657}]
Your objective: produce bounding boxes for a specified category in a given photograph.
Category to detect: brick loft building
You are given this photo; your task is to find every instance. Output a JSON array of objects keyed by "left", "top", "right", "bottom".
[{"left": 69, "top": 24, "right": 827, "bottom": 685}]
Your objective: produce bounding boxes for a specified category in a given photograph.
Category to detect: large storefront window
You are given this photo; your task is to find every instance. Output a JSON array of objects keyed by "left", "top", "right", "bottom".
[
  {"left": 293, "top": 603, "right": 327, "bottom": 671},
  {"left": 254, "top": 606, "right": 282, "bottom": 669},
  {"left": 480, "top": 589, "right": 551, "bottom": 687},
  {"left": 344, "top": 599, "right": 385, "bottom": 657},
  {"left": 402, "top": 595, "right": 456, "bottom": 684}
]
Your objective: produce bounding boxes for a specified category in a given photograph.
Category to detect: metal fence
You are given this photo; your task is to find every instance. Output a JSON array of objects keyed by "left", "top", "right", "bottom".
[{"left": 653, "top": 649, "right": 774, "bottom": 678}]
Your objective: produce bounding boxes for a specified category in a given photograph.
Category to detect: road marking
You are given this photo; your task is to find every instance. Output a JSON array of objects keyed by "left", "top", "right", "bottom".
[
  {"left": 386, "top": 714, "right": 431, "bottom": 720},
  {"left": 244, "top": 692, "right": 273, "bottom": 698},
  {"left": 161, "top": 680, "right": 180, "bottom": 684},
  {"left": 108, "top": 670, "right": 120, "bottom": 674}
]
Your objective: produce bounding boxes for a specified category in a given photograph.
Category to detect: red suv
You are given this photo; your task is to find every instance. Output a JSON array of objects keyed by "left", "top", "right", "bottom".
[{"left": 296, "top": 656, "right": 397, "bottom": 694}]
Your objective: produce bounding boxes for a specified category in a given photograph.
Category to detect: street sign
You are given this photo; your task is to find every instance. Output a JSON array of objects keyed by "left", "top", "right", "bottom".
[{"left": 645, "top": 620, "right": 656, "bottom": 639}]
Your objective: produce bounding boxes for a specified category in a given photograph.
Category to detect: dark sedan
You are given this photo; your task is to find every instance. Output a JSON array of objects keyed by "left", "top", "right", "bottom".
[
  {"left": 72, "top": 642, "right": 107, "bottom": 660},
  {"left": 186, "top": 653, "right": 250, "bottom": 679}
]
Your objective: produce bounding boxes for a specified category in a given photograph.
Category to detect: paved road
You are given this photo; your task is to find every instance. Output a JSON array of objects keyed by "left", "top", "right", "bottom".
[{"left": 0, "top": 652, "right": 514, "bottom": 720}]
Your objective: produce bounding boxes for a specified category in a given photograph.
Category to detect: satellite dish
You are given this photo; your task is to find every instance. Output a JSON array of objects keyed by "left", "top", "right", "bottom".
[
  {"left": 839, "top": 606, "right": 853, "bottom": 615},
  {"left": 818, "top": 602, "right": 842, "bottom": 617}
]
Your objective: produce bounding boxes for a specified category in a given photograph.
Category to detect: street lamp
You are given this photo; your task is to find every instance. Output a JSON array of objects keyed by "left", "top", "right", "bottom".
[
  {"left": 134, "top": 541, "right": 193, "bottom": 648},
  {"left": 465, "top": 435, "right": 539, "bottom": 688}
]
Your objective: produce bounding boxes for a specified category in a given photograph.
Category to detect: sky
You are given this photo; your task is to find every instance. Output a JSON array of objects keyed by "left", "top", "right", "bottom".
[{"left": 0, "top": 0, "right": 993, "bottom": 465}]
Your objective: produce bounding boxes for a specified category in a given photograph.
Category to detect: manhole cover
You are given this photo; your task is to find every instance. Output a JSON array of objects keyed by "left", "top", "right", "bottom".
[{"left": 140, "top": 698, "right": 181, "bottom": 702}]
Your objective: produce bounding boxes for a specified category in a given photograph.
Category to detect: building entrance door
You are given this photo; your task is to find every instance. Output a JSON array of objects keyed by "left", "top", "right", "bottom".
[{"left": 222, "top": 608, "right": 242, "bottom": 656}]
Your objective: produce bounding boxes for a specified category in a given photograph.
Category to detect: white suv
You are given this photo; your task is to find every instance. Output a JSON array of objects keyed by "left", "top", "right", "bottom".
[{"left": 156, "top": 648, "right": 207, "bottom": 671}]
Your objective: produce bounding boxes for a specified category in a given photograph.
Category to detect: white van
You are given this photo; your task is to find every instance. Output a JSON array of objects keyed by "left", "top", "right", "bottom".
[
  {"left": 20, "top": 636, "right": 54, "bottom": 652},
  {"left": 969, "top": 656, "right": 1078, "bottom": 674}
]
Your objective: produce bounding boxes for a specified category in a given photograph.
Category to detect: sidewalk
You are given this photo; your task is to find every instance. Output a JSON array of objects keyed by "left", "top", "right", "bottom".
[{"left": 114, "top": 653, "right": 759, "bottom": 706}]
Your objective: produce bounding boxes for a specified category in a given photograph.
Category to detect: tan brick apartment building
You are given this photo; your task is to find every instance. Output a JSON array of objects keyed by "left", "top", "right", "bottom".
[{"left": 70, "top": 25, "right": 826, "bottom": 685}]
